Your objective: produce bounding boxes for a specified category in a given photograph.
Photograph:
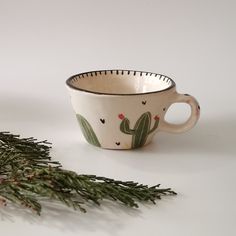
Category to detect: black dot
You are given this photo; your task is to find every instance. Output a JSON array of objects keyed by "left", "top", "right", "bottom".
[
  {"left": 100, "top": 119, "right": 105, "bottom": 124},
  {"left": 163, "top": 107, "right": 166, "bottom": 111}
]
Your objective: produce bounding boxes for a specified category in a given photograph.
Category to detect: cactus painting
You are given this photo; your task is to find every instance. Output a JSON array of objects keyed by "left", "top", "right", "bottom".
[
  {"left": 76, "top": 114, "right": 101, "bottom": 147},
  {"left": 119, "top": 112, "right": 160, "bottom": 148}
]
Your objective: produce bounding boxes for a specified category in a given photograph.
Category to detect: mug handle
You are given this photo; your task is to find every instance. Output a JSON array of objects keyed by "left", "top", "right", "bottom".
[{"left": 159, "top": 93, "right": 200, "bottom": 133}]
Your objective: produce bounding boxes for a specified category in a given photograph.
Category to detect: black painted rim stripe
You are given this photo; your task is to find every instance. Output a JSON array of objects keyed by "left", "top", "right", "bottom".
[{"left": 66, "top": 69, "right": 176, "bottom": 96}]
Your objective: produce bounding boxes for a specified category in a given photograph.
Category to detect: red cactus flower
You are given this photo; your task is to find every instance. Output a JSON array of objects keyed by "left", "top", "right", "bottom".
[
  {"left": 118, "top": 113, "right": 125, "bottom": 120},
  {"left": 154, "top": 115, "right": 160, "bottom": 120}
]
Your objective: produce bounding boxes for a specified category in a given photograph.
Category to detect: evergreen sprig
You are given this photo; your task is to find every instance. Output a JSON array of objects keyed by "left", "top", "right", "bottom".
[{"left": 0, "top": 132, "right": 176, "bottom": 215}]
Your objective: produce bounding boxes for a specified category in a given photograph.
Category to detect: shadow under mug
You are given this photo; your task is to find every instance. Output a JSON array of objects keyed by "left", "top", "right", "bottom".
[{"left": 66, "top": 69, "right": 200, "bottom": 149}]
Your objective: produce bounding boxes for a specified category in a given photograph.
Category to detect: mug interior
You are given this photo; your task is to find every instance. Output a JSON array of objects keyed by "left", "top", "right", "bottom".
[{"left": 66, "top": 70, "right": 175, "bottom": 95}]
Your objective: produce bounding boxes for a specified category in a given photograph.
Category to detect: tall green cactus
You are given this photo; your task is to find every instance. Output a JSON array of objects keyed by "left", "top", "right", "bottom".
[
  {"left": 76, "top": 114, "right": 101, "bottom": 147},
  {"left": 119, "top": 112, "right": 159, "bottom": 148}
]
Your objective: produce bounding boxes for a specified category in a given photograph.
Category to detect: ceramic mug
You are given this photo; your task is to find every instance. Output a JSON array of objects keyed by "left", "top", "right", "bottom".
[{"left": 66, "top": 69, "right": 200, "bottom": 149}]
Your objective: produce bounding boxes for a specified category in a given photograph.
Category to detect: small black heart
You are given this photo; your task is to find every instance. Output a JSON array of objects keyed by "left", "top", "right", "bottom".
[
  {"left": 115, "top": 142, "right": 120, "bottom": 146},
  {"left": 142, "top": 101, "right": 147, "bottom": 105},
  {"left": 163, "top": 107, "right": 166, "bottom": 111},
  {"left": 100, "top": 119, "right": 105, "bottom": 124}
]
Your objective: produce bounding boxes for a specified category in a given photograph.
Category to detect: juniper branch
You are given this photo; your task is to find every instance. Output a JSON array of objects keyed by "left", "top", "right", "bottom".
[{"left": 0, "top": 132, "right": 176, "bottom": 215}]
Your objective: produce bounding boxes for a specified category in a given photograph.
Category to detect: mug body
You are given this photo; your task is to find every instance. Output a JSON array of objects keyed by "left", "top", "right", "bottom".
[{"left": 66, "top": 70, "right": 178, "bottom": 149}]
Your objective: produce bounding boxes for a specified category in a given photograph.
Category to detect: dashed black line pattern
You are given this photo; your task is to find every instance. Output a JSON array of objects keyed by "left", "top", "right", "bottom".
[{"left": 67, "top": 70, "right": 175, "bottom": 92}]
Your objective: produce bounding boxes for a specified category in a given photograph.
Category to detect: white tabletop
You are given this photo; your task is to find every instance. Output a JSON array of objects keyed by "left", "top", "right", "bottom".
[{"left": 1, "top": 0, "right": 235, "bottom": 235}]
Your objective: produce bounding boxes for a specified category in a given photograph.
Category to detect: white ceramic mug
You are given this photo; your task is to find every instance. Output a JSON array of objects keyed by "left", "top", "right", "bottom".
[{"left": 66, "top": 70, "right": 200, "bottom": 149}]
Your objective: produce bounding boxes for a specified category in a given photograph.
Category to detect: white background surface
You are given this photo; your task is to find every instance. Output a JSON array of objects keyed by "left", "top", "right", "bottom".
[{"left": 0, "top": 0, "right": 236, "bottom": 235}]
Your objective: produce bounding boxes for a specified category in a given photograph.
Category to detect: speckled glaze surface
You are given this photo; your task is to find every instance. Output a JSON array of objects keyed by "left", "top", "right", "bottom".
[{"left": 66, "top": 70, "right": 200, "bottom": 149}]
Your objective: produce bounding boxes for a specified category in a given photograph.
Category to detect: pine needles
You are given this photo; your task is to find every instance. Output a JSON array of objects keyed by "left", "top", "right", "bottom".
[{"left": 0, "top": 132, "right": 176, "bottom": 215}]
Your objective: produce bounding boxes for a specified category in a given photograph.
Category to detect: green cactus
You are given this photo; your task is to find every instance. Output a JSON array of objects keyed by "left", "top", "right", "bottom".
[
  {"left": 76, "top": 114, "right": 101, "bottom": 147},
  {"left": 119, "top": 112, "right": 159, "bottom": 148}
]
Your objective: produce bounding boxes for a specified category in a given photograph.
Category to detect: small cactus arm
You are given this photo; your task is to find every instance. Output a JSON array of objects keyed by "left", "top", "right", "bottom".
[
  {"left": 76, "top": 114, "right": 101, "bottom": 147},
  {"left": 119, "top": 112, "right": 160, "bottom": 148}
]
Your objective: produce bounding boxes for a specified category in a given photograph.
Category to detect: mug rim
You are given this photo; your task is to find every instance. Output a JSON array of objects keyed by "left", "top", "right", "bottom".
[{"left": 66, "top": 69, "right": 176, "bottom": 96}]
